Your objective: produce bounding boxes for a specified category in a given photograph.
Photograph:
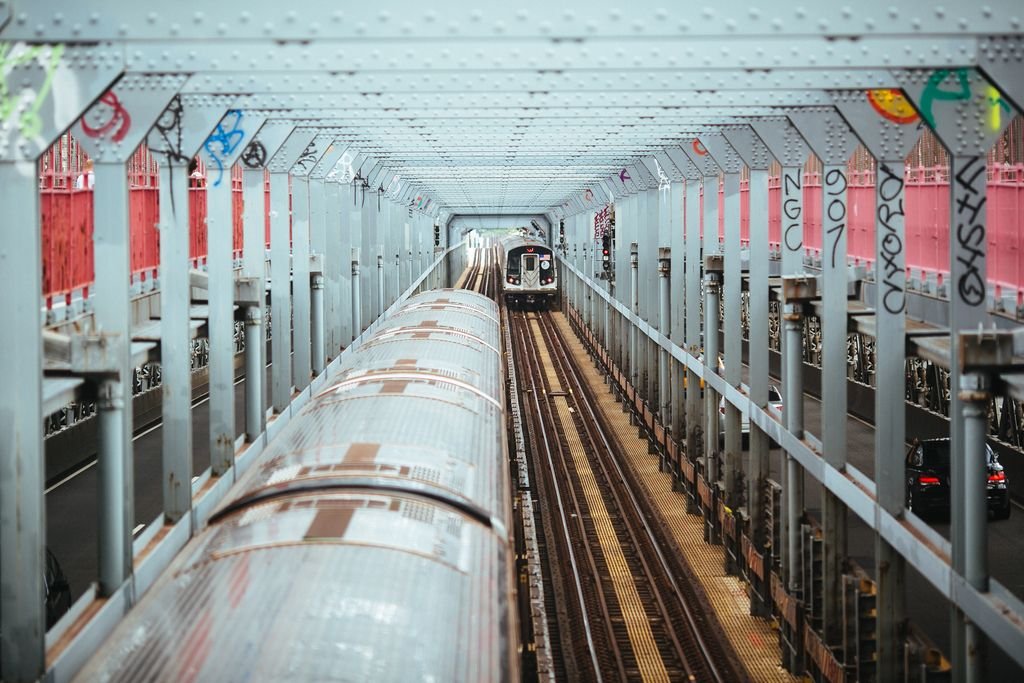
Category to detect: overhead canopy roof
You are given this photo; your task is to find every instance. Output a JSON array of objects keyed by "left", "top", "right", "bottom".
[{"left": 2, "top": 1, "right": 1023, "bottom": 221}]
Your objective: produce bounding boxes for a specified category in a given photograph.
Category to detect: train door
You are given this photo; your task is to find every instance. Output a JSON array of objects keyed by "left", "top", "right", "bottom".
[{"left": 521, "top": 253, "right": 540, "bottom": 288}]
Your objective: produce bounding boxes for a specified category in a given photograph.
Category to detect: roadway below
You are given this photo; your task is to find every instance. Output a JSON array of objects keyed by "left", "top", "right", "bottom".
[
  {"left": 45, "top": 368, "right": 269, "bottom": 605},
  {"left": 738, "top": 366, "right": 1024, "bottom": 678}
]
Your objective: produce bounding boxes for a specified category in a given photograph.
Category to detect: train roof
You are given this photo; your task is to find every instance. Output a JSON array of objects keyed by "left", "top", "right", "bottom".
[{"left": 500, "top": 234, "right": 551, "bottom": 252}]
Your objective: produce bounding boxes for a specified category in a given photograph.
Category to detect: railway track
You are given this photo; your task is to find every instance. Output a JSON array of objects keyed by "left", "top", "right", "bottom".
[
  {"left": 460, "top": 245, "right": 497, "bottom": 298},
  {"left": 511, "top": 308, "right": 746, "bottom": 683}
]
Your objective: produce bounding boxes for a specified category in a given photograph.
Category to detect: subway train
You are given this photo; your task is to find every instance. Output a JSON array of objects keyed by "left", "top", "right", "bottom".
[
  {"left": 76, "top": 290, "right": 518, "bottom": 683},
  {"left": 499, "top": 234, "right": 557, "bottom": 309}
]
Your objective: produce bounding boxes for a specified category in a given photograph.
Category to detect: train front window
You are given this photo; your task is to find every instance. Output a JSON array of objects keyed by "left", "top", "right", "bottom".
[
  {"left": 507, "top": 253, "right": 521, "bottom": 275},
  {"left": 525, "top": 258, "right": 536, "bottom": 271}
]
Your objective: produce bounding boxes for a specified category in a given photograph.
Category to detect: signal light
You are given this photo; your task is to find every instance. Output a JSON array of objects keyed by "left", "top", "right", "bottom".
[
  {"left": 601, "top": 233, "right": 613, "bottom": 274},
  {"left": 918, "top": 475, "right": 940, "bottom": 485}
]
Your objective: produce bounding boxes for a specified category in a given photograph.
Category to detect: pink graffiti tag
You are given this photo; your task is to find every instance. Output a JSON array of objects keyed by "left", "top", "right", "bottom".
[
  {"left": 692, "top": 139, "right": 708, "bottom": 156},
  {"left": 80, "top": 91, "right": 132, "bottom": 142}
]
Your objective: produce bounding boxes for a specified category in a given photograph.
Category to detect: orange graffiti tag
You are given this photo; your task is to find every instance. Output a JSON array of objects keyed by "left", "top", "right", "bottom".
[{"left": 866, "top": 89, "right": 919, "bottom": 125}]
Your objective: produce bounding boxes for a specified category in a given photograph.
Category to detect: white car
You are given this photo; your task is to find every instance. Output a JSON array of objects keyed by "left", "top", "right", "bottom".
[{"left": 719, "top": 385, "right": 783, "bottom": 448}]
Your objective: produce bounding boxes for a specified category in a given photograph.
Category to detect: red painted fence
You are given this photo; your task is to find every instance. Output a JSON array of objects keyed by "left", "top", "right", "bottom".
[
  {"left": 39, "top": 133, "right": 1024, "bottom": 305},
  {"left": 40, "top": 134, "right": 267, "bottom": 303}
]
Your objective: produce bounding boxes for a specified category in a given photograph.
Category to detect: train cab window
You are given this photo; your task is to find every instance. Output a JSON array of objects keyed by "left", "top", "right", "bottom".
[{"left": 525, "top": 258, "right": 536, "bottom": 272}]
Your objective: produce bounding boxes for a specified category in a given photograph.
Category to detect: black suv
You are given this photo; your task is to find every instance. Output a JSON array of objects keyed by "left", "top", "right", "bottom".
[{"left": 905, "top": 438, "right": 1011, "bottom": 520}]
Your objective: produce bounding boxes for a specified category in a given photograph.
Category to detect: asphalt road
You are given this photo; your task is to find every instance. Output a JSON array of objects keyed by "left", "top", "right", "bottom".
[
  {"left": 744, "top": 367, "right": 1024, "bottom": 679},
  {"left": 45, "top": 370, "right": 260, "bottom": 606}
]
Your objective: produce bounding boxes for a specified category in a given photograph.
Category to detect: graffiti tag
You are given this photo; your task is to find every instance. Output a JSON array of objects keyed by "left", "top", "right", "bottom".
[
  {"left": 619, "top": 168, "right": 630, "bottom": 183},
  {"left": 0, "top": 42, "right": 64, "bottom": 139},
  {"left": 203, "top": 109, "right": 245, "bottom": 187},
  {"left": 782, "top": 169, "right": 802, "bottom": 253},
  {"left": 953, "top": 156, "right": 987, "bottom": 307},
  {"left": 692, "top": 139, "right": 708, "bottom": 156},
  {"left": 866, "top": 89, "right": 919, "bottom": 125},
  {"left": 293, "top": 141, "right": 319, "bottom": 174},
  {"left": 919, "top": 69, "right": 1011, "bottom": 131},
  {"left": 240, "top": 140, "right": 267, "bottom": 169},
  {"left": 80, "top": 91, "right": 132, "bottom": 142},
  {"left": 876, "top": 163, "right": 906, "bottom": 315},
  {"left": 824, "top": 168, "right": 847, "bottom": 269}
]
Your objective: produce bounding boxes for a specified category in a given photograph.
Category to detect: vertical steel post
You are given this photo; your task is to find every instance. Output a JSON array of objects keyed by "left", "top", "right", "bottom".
[
  {"left": 377, "top": 252, "right": 386, "bottom": 318},
  {"left": 269, "top": 171, "right": 293, "bottom": 411},
  {"left": 158, "top": 162, "right": 193, "bottom": 521},
  {"left": 747, "top": 167, "right": 771, "bottom": 549},
  {"left": 780, "top": 279, "right": 809, "bottom": 592},
  {"left": 242, "top": 168, "right": 266, "bottom": 438},
  {"left": 206, "top": 171, "right": 235, "bottom": 475},
  {"left": 630, "top": 243, "right": 639, "bottom": 390},
  {"left": 351, "top": 251, "right": 362, "bottom": 340},
  {"left": 685, "top": 179, "right": 703, "bottom": 473},
  {"left": 0, "top": 164, "right": 45, "bottom": 680},
  {"left": 244, "top": 306, "right": 263, "bottom": 441},
  {"left": 291, "top": 176, "right": 312, "bottom": 390},
  {"left": 91, "top": 162, "right": 133, "bottom": 593},
  {"left": 658, "top": 249, "right": 671, "bottom": 425},
  {"left": 703, "top": 262, "right": 722, "bottom": 485},
  {"left": 821, "top": 162, "right": 850, "bottom": 657},
  {"left": 874, "top": 161, "right": 908, "bottom": 674},
  {"left": 311, "top": 273, "right": 325, "bottom": 373},
  {"left": 963, "top": 370, "right": 992, "bottom": 682},
  {"left": 722, "top": 171, "right": 742, "bottom": 508}
]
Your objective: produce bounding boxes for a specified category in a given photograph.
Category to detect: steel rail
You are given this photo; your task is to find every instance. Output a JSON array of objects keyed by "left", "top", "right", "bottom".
[
  {"left": 512, "top": 310, "right": 606, "bottom": 682},
  {"left": 535, "top": 311, "right": 699, "bottom": 681},
  {"left": 556, "top": 310, "right": 742, "bottom": 683}
]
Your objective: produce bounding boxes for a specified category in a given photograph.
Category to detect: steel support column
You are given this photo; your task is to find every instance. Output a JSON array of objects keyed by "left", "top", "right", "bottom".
[
  {"left": 205, "top": 171, "right": 236, "bottom": 475},
  {"left": 377, "top": 252, "right": 386, "bottom": 318},
  {"left": 269, "top": 171, "right": 293, "bottom": 411},
  {"left": 242, "top": 168, "right": 266, "bottom": 439},
  {"left": 91, "top": 162, "right": 133, "bottom": 592},
  {"left": 630, "top": 243, "right": 639, "bottom": 391},
  {"left": 291, "top": 176, "right": 312, "bottom": 390},
  {"left": 723, "top": 125, "right": 773, "bottom": 552},
  {"left": 703, "top": 260, "right": 723, "bottom": 490},
  {"left": 658, "top": 249, "right": 671, "bottom": 426},
  {"left": 0, "top": 163, "right": 46, "bottom": 680},
  {"left": 781, "top": 277, "right": 813, "bottom": 593},
  {"left": 684, "top": 180, "right": 703, "bottom": 475},
  {"left": 157, "top": 160, "right": 193, "bottom": 520},
  {"left": 351, "top": 252, "right": 362, "bottom": 340}
]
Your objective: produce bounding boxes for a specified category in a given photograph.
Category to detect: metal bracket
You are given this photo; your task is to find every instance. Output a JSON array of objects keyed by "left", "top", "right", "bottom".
[
  {"left": 146, "top": 93, "right": 241, "bottom": 167},
  {"left": 830, "top": 87, "right": 922, "bottom": 163},
  {"left": 698, "top": 133, "right": 743, "bottom": 175},
  {"left": 749, "top": 117, "right": 810, "bottom": 167},
  {"left": 198, "top": 109, "right": 268, "bottom": 188},
  {"left": 721, "top": 125, "right": 773, "bottom": 171},
  {"left": 267, "top": 127, "right": 318, "bottom": 174},
  {"left": 234, "top": 276, "right": 262, "bottom": 307},
  {"left": 895, "top": 67, "right": 1017, "bottom": 156},
  {"left": 680, "top": 136, "right": 722, "bottom": 178},
  {"left": 0, "top": 42, "right": 123, "bottom": 161},
  {"left": 787, "top": 107, "right": 857, "bottom": 166},
  {"left": 782, "top": 276, "right": 821, "bottom": 304},
  {"left": 73, "top": 74, "right": 189, "bottom": 163}
]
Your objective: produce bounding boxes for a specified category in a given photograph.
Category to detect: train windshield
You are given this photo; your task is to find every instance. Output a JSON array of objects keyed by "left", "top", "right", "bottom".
[{"left": 507, "top": 245, "right": 551, "bottom": 275}]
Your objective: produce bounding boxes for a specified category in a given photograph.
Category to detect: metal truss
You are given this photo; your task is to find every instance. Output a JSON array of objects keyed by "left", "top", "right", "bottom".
[{"left": 1, "top": 2, "right": 1024, "bottom": 682}]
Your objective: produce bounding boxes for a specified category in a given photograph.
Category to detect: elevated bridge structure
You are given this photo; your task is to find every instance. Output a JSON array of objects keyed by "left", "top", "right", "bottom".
[{"left": 2, "top": 2, "right": 1024, "bottom": 681}]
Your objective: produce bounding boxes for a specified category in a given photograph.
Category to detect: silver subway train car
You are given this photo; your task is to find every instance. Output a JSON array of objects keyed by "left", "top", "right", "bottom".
[
  {"left": 498, "top": 235, "right": 557, "bottom": 309},
  {"left": 76, "top": 290, "right": 517, "bottom": 683}
]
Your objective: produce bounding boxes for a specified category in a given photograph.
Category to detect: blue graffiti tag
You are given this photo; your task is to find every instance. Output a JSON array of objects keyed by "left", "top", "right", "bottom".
[{"left": 203, "top": 110, "right": 245, "bottom": 187}]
